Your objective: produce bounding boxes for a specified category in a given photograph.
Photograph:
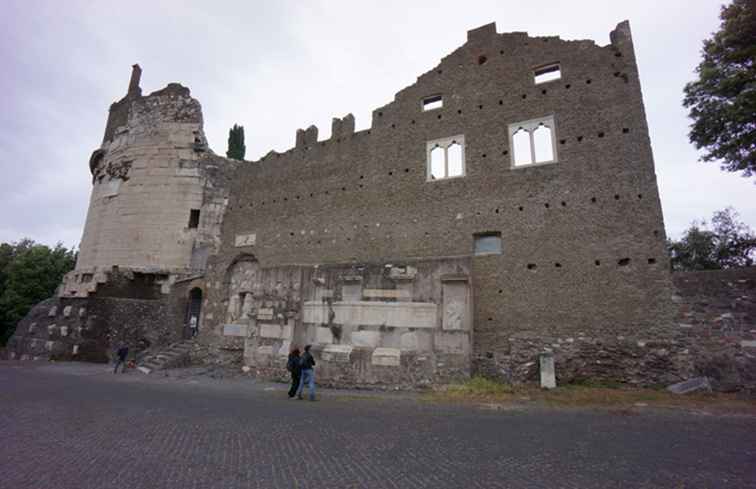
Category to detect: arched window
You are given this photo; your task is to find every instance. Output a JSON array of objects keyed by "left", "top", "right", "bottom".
[
  {"left": 426, "top": 135, "right": 466, "bottom": 181},
  {"left": 508, "top": 116, "right": 557, "bottom": 168}
]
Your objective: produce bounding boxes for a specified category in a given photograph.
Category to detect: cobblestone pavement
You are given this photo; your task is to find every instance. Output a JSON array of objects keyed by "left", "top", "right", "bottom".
[{"left": 1, "top": 362, "right": 755, "bottom": 489}]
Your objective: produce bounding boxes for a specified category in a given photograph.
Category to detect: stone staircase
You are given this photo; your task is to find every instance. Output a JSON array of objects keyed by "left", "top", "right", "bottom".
[{"left": 137, "top": 340, "right": 193, "bottom": 374}]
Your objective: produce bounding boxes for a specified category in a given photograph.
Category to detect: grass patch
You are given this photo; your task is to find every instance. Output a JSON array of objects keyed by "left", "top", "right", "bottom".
[{"left": 426, "top": 378, "right": 756, "bottom": 413}]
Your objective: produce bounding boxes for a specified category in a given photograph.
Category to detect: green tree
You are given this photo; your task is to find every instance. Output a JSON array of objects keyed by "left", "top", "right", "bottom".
[
  {"left": 0, "top": 240, "right": 76, "bottom": 345},
  {"left": 226, "top": 124, "right": 246, "bottom": 160},
  {"left": 683, "top": 0, "right": 756, "bottom": 178},
  {"left": 668, "top": 207, "right": 755, "bottom": 271}
]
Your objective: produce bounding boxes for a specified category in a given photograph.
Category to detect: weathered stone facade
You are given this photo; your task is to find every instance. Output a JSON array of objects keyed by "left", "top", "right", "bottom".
[{"left": 7, "top": 21, "right": 754, "bottom": 391}]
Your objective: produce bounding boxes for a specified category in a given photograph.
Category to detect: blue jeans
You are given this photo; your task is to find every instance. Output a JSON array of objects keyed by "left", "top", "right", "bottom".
[{"left": 296, "top": 369, "right": 316, "bottom": 400}]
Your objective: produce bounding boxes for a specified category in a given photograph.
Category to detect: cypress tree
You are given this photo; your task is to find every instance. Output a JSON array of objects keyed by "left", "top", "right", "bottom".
[{"left": 226, "top": 124, "right": 246, "bottom": 160}]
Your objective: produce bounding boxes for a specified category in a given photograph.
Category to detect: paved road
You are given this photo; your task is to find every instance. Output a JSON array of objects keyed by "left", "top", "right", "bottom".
[{"left": 1, "top": 362, "right": 754, "bottom": 489}]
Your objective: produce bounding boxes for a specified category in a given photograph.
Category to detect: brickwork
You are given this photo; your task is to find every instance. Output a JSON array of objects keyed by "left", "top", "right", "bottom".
[{"left": 200, "top": 21, "right": 676, "bottom": 386}]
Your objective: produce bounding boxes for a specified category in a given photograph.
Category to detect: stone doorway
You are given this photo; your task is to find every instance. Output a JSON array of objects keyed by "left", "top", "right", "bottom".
[{"left": 186, "top": 287, "right": 203, "bottom": 338}]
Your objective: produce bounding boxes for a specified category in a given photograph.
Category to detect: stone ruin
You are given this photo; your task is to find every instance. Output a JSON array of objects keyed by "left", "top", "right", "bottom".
[{"left": 5, "top": 21, "right": 755, "bottom": 392}]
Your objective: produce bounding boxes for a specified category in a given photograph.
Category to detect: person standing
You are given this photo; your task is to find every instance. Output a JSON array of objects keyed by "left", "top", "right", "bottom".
[
  {"left": 286, "top": 347, "right": 302, "bottom": 398},
  {"left": 189, "top": 316, "right": 198, "bottom": 338},
  {"left": 296, "top": 344, "right": 316, "bottom": 401},
  {"left": 113, "top": 344, "right": 129, "bottom": 374}
]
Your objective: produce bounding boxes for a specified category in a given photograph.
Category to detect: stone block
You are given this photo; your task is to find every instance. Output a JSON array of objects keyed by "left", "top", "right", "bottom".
[
  {"left": 281, "top": 324, "right": 293, "bottom": 340},
  {"left": 48, "top": 324, "right": 57, "bottom": 334},
  {"left": 278, "top": 341, "right": 291, "bottom": 357},
  {"left": 223, "top": 324, "right": 248, "bottom": 337},
  {"left": 388, "top": 266, "right": 417, "bottom": 281},
  {"left": 342, "top": 284, "right": 362, "bottom": 301},
  {"left": 434, "top": 332, "right": 469, "bottom": 354},
  {"left": 72, "top": 345, "right": 79, "bottom": 355},
  {"left": 321, "top": 344, "right": 353, "bottom": 363},
  {"left": 259, "top": 323, "right": 282, "bottom": 339},
  {"left": 740, "top": 340, "right": 756, "bottom": 348},
  {"left": 256, "top": 345, "right": 274, "bottom": 358},
  {"left": 372, "top": 347, "right": 401, "bottom": 367},
  {"left": 400, "top": 332, "right": 418, "bottom": 351},
  {"left": 60, "top": 326, "right": 69, "bottom": 337},
  {"left": 350, "top": 330, "right": 382, "bottom": 348},
  {"left": 79, "top": 307, "right": 86, "bottom": 317},
  {"left": 539, "top": 353, "right": 556, "bottom": 389},
  {"left": 63, "top": 306, "right": 72, "bottom": 317},
  {"left": 315, "top": 327, "right": 333, "bottom": 345},
  {"left": 363, "top": 289, "right": 412, "bottom": 300},
  {"left": 257, "top": 308, "right": 274, "bottom": 321},
  {"left": 48, "top": 306, "right": 57, "bottom": 317},
  {"left": 303, "top": 301, "right": 437, "bottom": 328},
  {"left": 667, "top": 377, "right": 712, "bottom": 394},
  {"left": 28, "top": 323, "right": 36, "bottom": 333},
  {"left": 234, "top": 233, "right": 256, "bottom": 247}
]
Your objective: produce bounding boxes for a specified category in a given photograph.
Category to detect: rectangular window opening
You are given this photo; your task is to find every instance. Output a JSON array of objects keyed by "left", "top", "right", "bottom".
[
  {"left": 422, "top": 95, "right": 443, "bottom": 111},
  {"left": 534, "top": 64, "right": 561, "bottom": 84},
  {"left": 473, "top": 232, "right": 502, "bottom": 255},
  {"left": 188, "top": 209, "right": 200, "bottom": 229}
]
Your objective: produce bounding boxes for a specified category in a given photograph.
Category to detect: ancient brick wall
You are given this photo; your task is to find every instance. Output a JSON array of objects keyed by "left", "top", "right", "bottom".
[{"left": 202, "top": 21, "right": 675, "bottom": 384}]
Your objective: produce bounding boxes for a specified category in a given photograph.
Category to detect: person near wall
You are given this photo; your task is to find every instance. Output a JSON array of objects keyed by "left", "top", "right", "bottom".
[
  {"left": 189, "top": 315, "right": 198, "bottom": 338},
  {"left": 296, "top": 344, "right": 317, "bottom": 401},
  {"left": 113, "top": 344, "right": 129, "bottom": 374},
  {"left": 286, "top": 347, "right": 302, "bottom": 398}
]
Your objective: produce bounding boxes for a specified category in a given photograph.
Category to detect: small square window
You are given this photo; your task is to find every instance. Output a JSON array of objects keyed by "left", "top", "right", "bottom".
[
  {"left": 474, "top": 232, "right": 502, "bottom": 255},
  {"left": 188, "top": 209, "right": 200, "bottom": 228},
  {"left": 534, "top": 64, "right": 561, "bottom": 84},
  {"left": 422, "top": 95, "right": 443, "bottom": 111}
]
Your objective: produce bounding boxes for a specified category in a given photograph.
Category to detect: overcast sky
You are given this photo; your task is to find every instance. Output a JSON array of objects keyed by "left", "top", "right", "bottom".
[{"left": 1, "top": 0, "right": 753, "bottom": 249}]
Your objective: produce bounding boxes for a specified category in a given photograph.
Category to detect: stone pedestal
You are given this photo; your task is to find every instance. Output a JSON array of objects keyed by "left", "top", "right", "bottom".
[{"left": 539, "top": 352, "right": 556, "bottom": 389}]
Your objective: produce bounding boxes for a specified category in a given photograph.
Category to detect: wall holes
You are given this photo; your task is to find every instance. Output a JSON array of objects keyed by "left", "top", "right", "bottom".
[
  {"left": 561, "top": 201, "right": 567, "bottom": 207},
  {"left": 404, "top": 168, "right": 410, "bottom": 173},
  {"left": 486, "top": 351, "right": 494, "bottom": 359},
  {"left": 527, "top": 263, "right": 537, "bottom": 270},
  {"left": 554, "top": 262, "right": 562, "bottom": 268},
  {"left": 482, "top": 153, "right": 487, "bottom": 158},
  {"left": 457, "top": 109, "right": 462, "bottom": 114},
  {"left": 559, "top": 139, "right": 566, "bottom": 145},
  {"left": 647, "top": 258, "right": 657, "bottom": 264},
  {"left": 637, "top": 194, "right": 643, "bottom": 199},
  {"left": 498, "top": 289, "right": 503, "bottom": 294},
  {"left": 478, "top": 104, "right": 483, "bottom": 110},
  {"left": 590, "top": 197, "right": 597, "bottom": 203},
  {"left": 437, "top": 69, "right": 443, "bottom": 74},
  {"left": 487, "top": 317, "right": 493, "bottom": 321},
  {"left": 341, "top": 186, "right": 347, "bottom": 191},
  {"left": 518, "top": 206, "right": 524, "bottom": 211},
  {"left": 613, "top": 72, "right": 620, "bottom": 77},
  {"left": 653, "top": 230, "right": 659, "bottom": 237},
  {"left": 310, "top": 192, "right": 314, "bottom": 197},
  {"left": 577, "top": 136, "right": 584, "bottom": 142},
  {"left": 622, "top": 127, "right": 630, "bottom": 133},
  {"left": 565, "top": 84, "right": 571, "bottom": 89},
  {"left": 498, "top": 100, "right": 503, "bottom": 105},
  {"left": 544, "top": 203, "right": 550, "bottom": 208},
  {"left": 541, "top": 89, "right": 547, "bottom": 95},
  {"left": 598, "top": 131, "right": 605, "bottom": 138},
  {"left": 478, "top": 55, "right": 488, "bottom": 65},
  {"left": 289, "top": 232, "right": 295, "bottom": 236},
  {"left": 388, "top": 171, "right": 393, "bottom": 176},
  {"left": 521, "top": 94, "right": 527, "bottom": 99},
  {"left": 502, "top": 150, "right": 509, "bottom": 155},
  {"left": 359, "top": 175, "right": 364, "bottom": 179},
  {"left": 618, "top": 258, "right": 631, "bottom": 266},
  {"left": 411, "top": 120, "right": 415, "bottom": 124},
  {"left": 391, "top": 123, "right": 396, "bottom": 129},
  {"left": 586, "top": 79, "right": 592, "bottom": 84},
  {"left": 495, "top": 208, "right": 500, "bottom": 214},
  {"left": 437, "top": 114, "right": 442, "bottom": 120},
  {"left": 614, "top": 52, "right": 622, "bottom": 57},
  {"left": 614, "top": 194, "right": 620, "bottom": 200},
  {"left": 594, "top": 260, "right": 601, "bottom": 266},
  {"left": 377, "top": 111, "right": 383, "bottom": 117}
]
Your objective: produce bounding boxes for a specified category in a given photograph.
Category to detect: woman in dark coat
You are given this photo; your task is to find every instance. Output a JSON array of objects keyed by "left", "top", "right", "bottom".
[{"left": 286, "top": 347, "right": 302, "bottom": 398}]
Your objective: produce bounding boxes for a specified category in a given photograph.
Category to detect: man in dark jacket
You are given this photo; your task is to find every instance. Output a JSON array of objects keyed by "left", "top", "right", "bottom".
[
  {"left": 295, "top": 344, "right": 316, "bottom": 401},
  {"left": 114, "top": 344, "right": 129, "bottom": 374},
  {"left": 286, "top": 347, "right": 302, "bottom": 398}
]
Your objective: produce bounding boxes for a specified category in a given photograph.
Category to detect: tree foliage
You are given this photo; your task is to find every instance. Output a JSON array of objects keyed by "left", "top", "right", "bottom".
[
  {"left": 0, "top": 240, "right": 76, "bottom": 345},
  {"left": 668, "top": 207, "right": 755, "bottom": 271},
  {"left": 683, "top": 0, "right": 756, "bottom": 178},
  {"left": 226, "top": 124, "right": 246, "bottom": 160}
]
